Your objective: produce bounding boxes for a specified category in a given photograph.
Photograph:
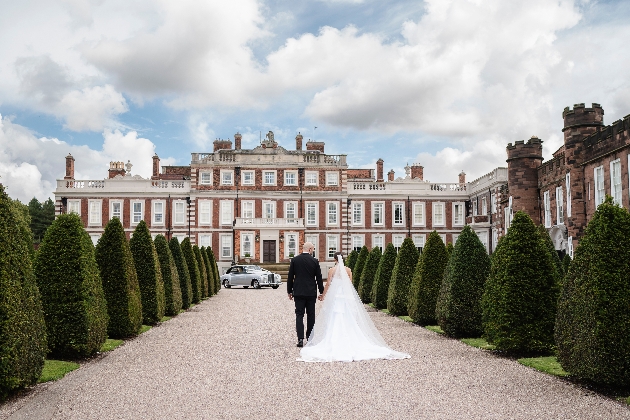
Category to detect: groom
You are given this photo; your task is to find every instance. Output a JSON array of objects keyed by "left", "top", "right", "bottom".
[{"left": 287, "top": 241, "right": 324, "bottom": 347}]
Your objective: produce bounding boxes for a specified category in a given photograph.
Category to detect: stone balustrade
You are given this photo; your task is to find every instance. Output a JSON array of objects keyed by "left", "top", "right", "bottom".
[
  {"left": 348, "top": 180, "right": 469, "bottom": 196},
  {"left": 234, "top": 217, "right": 305, "bottom": 229},
  {"left": 56, "top": 179, "right": 191, "bottom": 193}
]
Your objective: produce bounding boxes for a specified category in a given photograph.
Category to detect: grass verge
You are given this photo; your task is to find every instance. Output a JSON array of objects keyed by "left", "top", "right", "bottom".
[
  {"left": 380, "top": 308, "right": 390, "bottom": 314},
  {"left": 100, "top": 339, "right": 124, "bottom": 352},
  {"left": 425, "top": 325, "right": 444, "bottom": 334},
  {"left": 160, "top": 316, "right": 172, "bottom": 322},
  {"left": 518, "top": 356, "right": 569, "bottom": 377},
  {"left": 398, "top": 315, "right": 413, "bottom": 322},
  {"left": 461, "top": 338, "right": 496, "bottom": 350},
  {"left": 38, "top": 360, "right": 80, "bottom": 383},
  {"left": 139, "top": 325, "right": 152, "bottom": 334}
]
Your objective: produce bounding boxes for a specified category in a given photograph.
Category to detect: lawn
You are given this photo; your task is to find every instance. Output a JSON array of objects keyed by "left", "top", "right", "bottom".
[
  {"left": 461, "top": 338, "right": 496, "bottom": 350},
  {"left": 38, "top": 360, "right": 80, "bottom": 383},
  {"left": 100, "top": 339, "right": 124, "bottom": 352},
  {"left": 139, "top": 325, "right": 152, "bottom": 334},
  {"left": 425, "top": 325, "right": 445, "bottom": 334},
  {"left": 518, "top": 356, "right": 569, "bottom": 377}
]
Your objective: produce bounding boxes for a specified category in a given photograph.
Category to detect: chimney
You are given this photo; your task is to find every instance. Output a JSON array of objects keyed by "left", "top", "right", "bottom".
[
  {"left": 376, "top": 159, "right": 384, "bottom": 182},
  {"left": 213, "top": 139, "right": 233, "bottom": 152},
  {"left": 306, "top": 141, "right": 325, "bottom": 153},
  {"left": 296, "top": 133, "right": 303, "bottom": 151},
  {"left": 387, "top": 169, "right": 395, "bottom": 182},
  {"left": 234, "top": 133, "right": 242, "bottom": 150},
  {"left": 458, "top": 171, "right": 466, "bottom": 184},
  {"left": 108, "top": 161, "right": 126, "bottom": 179},
  {"left": 411, "top": 163, "right": 423, "bottom": 180},
  {"left": 152, "top": 154, "right": 160, "bottom": 180},
  {"left": 64, "top": 154, "right": 75, "bottom": 180}
]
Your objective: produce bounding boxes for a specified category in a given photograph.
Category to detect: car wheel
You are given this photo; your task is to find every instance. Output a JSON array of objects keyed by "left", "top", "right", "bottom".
[
  {"left": 272, "top": 285, "right": 279, "bottom": 289},
  {"left": 252, "top": 280, "right": 260, "bottom": 289},
  {"left": 223, "top": 279, "right": 231, "bottom": 289}
]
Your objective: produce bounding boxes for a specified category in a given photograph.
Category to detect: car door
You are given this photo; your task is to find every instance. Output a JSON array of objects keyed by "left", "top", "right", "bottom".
[{"left": 232, "top": 266, "right": 246, "bottom": 286}]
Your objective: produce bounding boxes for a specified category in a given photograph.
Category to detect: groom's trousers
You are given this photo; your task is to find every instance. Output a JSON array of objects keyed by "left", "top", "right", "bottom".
[{"left": 294, "top": 296, "right": 317, "bottom": 340}]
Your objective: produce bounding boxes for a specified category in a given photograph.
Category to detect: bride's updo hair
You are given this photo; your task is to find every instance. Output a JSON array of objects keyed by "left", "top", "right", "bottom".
[{"left": 333, "top": 251, "right": 344, "bottom": 262}]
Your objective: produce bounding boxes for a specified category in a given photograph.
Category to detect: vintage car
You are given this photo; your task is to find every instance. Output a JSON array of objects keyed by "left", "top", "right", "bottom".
[{"left": 221, "top": 265, "right": 282, "bottom": 289}]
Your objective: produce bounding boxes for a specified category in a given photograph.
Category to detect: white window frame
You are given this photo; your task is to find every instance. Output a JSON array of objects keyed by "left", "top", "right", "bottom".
[
  {"left": 241, "top": 200, "right": 255, "bottom": 219},
  {"left": 305, "top": 171, "right": 319, "bottom": 186},
  {"left": 241, "top": 170, "right": 255, "bottom": 186},
  {"left": 284, "top": 170, "right": 298, "bottom": 186},
  {"left": 611, "top": 159, "right": 622, "bottom": 205},
  {"left": 327, "top": 201, "right": 338, "bottom": 226},
  {"left": 556, "top": 186, "right": 564, "bottom": 225},
  {"left": 131, "top": 201, "right": 143, "bottom": 225},
  {"left": 198, "top": 200, "right": 212, "bottom": 226},
  {"left": 412, "top": 202, "right": 425, "bottom": 226},
  {"left": 372, "top": 202, "right": 384, "bottom": 226},
  {"left": 284, "top": 201, "right": 297, "bottom": 221},
  {"left": 544, "top": 190, "right": 551, "bottom": 228},
  {"left": 327, "top": 235, "right": 339, "bottom": 259},
  {"left": 392, "top": 235, "right": 404, "bottom": 251},
  {"left": 372, "top": 235, "right": 384, "bottom": 252},
  {"left": 568, "top": 236, "right": 574, "bottom": 259},
  {"left": 566, "top": 173, "right": 572, "bottom": 217},
  {"left": 326, "top": 171, "right": 339, "bottom": 186},
  {"left": 110, "top": 200, "right": 122, "bottom": 220},
  {"left": 492, "top": 229, "right": 498, "bottom": 252},
  {"left": 473, "top": 200, "right": 478, "bottom": 216},
  {"left": 594, "top": 165, "right": 605, "bottom": 207},
  {"left": 412, "top": 234, "right": 425, "bottom": 251},
  {"left": 453, "top": 202, "right": 465, "bottom": 226},
  {"left": 241, "top": 232, "right": 254, "bottom": 257},
  {"left": 221, "top": 200, "right": 234, "bottom": 225},
  {"left": 152, "top": 200, "right": 165, "bottom": 226},
  {"left": 88, "top": 200, "right": 102, "bottom": 226},
  {"left": 221, "top": 170, "right": 234, "bottom": 186},
  {"left": 306, "top": 202, "right": 318, "bottom": 226},
  {"left": 393, "top": 202, "right": 405, "bottom": 226},
  {"left": 476, "top": 230, "right": 489, "bottom": 252},
  {"left": 67, "top": 199, "right": 81, "bottom": 215},
  {"left": 305, "top": 234, "right": 318, "bottom": 259},
  {"left": 89, "top": 234, "right": 100, "bottom": 246},
  {"left": 263, "top": 170, "right": 277, "bottom": 186},
  {"left": 352, "top": 235, "right": 364, "bottom": 252},
  {"left": 439, "top": 233, "right": 446, "bottom": 243},
  {"left": 174, "top": 201, "right": 186, "bottom": 225},
  {"left": 199, "top": 171, "right": 212, "bottom": 185},
  {"left": 481, "top": 196, "right": 488, "bottom": 215},
  {"left": 263, "top": 201, "right": 276, "bottom": 219},
  {"left": 199, "top": 234, "right": 212, "bottom": 248},
  {"left": 352, "top": 201, "right": 364, "bottom": 226},
  {"left": 452, "top": 234, "right": 459, "bottom": 245},
  {"left": 432, "top": 202, "right": 445, "bottom": 227},
  {"left": 491, "top": 193, "right": 496, "bottom": 214},
  {"left": 285, "top": 232, "right": 298, "bottom": 257},
  {"left": 220, "top": 234, "right": 232, "bottom": 259}
]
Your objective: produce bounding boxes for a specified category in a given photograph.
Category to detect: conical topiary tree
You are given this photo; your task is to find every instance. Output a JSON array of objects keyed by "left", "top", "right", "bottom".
[
  {"left": 130, "top": 221, "right": 165, "bottom": 325},
  {"left": 387, "top": 237, "right": 420, "bottom": 316},
  {"left": 358, "top": 246, "right": 382, "bottom": 303},
  {"left": 34, "top": 213, "right": 109, "bottom": 358},
  {"left": 95, "top": 217, "right": 143, "bottom": 338},
  {"left": 446, "top": 242, "right": 454, "bottom": 257},
  {"left": 0, "top": 188, "right": 47, "bottom": 400},
  {"left": 207, "top": 247, "right": 220, "bottom": 292},
  {"left": 562, "top": 254, "right": 571, "bottom": 277},
  {"left": 409, "top": 231, "right": 449, "bottom": 325},
  {"left": 538, "top": 225, "right": 564, "bottom": 279},
  {"left": 201, "top": 247, "right": 215, "bottom": 296},
  {"left": 482, "top": 211, "right": 559, "bottom": 353},
  {"left": 181, "top": 238, "right": 201, "bottom": 303},
  {"left": 346, "top": 250, "right": 359, "bottom": 272},
  {"left": 352, "top": 246, "right": 370, "bottom": 290},
  {"left": 436, "top": 226, "right": 490, "bottom": 337},
  {"left": 194, "top": 245, "right": 208, "bottom": 298},
  {"left": 555, "top": 198, "right": 630, "bottom": 386},
  {"left": 371, "top": 243, "right": 397, "bottom": 309},
  {"left": 154, "top": 235, "right": 182, "bottom": 316},
  {"left": 170, "top": 237, "right": 192, "bottom": 309}
]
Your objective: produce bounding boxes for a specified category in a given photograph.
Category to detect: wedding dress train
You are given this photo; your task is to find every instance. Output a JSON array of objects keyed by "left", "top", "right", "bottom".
[{"left": 298, "top": 256, "right": 410, "bottom": 363}]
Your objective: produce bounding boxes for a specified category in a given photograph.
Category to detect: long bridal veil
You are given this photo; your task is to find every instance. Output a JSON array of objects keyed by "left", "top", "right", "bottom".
[{"left": 298, "top": 255, "right": 410, "bottom": 362}]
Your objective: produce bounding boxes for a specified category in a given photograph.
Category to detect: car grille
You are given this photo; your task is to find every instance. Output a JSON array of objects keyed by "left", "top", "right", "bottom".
[{"left": 268, "top": 274, "right": 274, "bottom": 283}]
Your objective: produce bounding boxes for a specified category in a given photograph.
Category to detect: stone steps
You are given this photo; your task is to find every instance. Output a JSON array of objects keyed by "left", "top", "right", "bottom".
[{"left": 257, "top": 263, "right": 290, "bottom": 281}]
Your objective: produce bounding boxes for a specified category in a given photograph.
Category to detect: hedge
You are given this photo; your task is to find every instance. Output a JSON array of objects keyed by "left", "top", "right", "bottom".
[
  {"left": 482, "top": 211, "right": 559, "bottom": 353},
  {"left": 371, "top": 243, "right": 397, "bottom": 309},
  {"left": 154, "top": 235, "right": 182, "bottom": 316},
  {"left": 34, "top": 213, "right": 108, "bottom": 358},
  {"left": 193, "top": 245, "right": 208, "bottom": 298},
  {"left": 201, "top": 247, "right": 215, "bottom": 296},
  {"left": 352, "top": 246, "right": 369, "bottom": 290},
  {"left": 181, "top": 238, "right": 201, "bottom": 304},
  {"left": 0, "top": 188, "right": 47, "bottom": 400},
  {"left": 436, "top": 226, "right": 489, "bottom": 337},
  {"left": 555, "top": 198, "right": 630, "bottom": 385},
  {"left": 206, "top": 247, "right": 220, "bottom": 292},
  {"left": 346, "top": 250, "right": 359, "bottom": 272},
  {"left": 170, "top": 237, "right": 192, "bottom": 309},
  {"left": 409, "top": 231, "right": 449, "bottom": 325},
  {"left": 130, "top": 221, "right": 165, "bottom": 325},
  {"left": 358, "top": 246, "right": 382, "bottom": 303},
  {"left": 387, "top": 237, "right": 419, "bottom": 316},
  {"left": 95, "top": 217, "right": 143, "bottom": 338}
]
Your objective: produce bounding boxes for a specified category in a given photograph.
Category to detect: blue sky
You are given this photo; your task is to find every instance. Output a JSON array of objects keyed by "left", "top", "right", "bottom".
[{"left": 1, "top": 0, "right": 629, "bottom": 202}]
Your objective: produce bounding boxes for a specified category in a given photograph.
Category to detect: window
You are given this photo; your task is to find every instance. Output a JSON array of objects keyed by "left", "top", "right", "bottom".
[
  {"left": 413, "top": 234, "right": 425, "bottom": 253},
  {"left": 89, "top": 200, "right": 101, "bottom": 225},
  {"left": 352, "top": 235, "right": 364, "bottom": 252},
  {"left": 373, "top": 235, "right": 384, "bottom": 252},
  {"left": 241, "top": 233, "right": 253, "bottom": 257},
  {"left": 568, "top": 236, "right": 574, "bottom": 259},
  {"left": 199, "top": 234, "right": 211, "bottom": 248},
  {"left": 452, "top": 234, "right": 459, "bottom": 246},
  {"left": 305, "top": 235, "right": 318, "bottom": 258},
  {"left": 263, "top": 202, "right": 275, "bottom": 219},
  {"left": 67, "top": 199, "right": 80, "bottom": 215},
  {"left": 505, "top": 206, "right": 512, "bottom": 230},
  {"left": 473, "top": 200, "right": 478, "bottom": 216},
  {"left": 413, "top": 202, "right": 425, "bottom": 226},
  {"left": 90, "top": 234, "right": 100, "bottom": 246},
  {"left": 285, "top": 202, "right": 297, "bottom": 221},
  {"left": 492, "top": 229, "right": 498, "bottom": 252},
  {"left": 439, "top": 234, "right": 446, "bottom": 243},
  {"left": 326, "top": 171, "right": 338, "bottom": 186},
  {"left": 241, "top": 201, "right": 254, "bottom": 219},
  {"left": 327, "top": 235, "right": 338, "bottom": 259},
  {"left": 174, "top": 201, "right": 185, "bottom": 225},
  {"left": 284, "top": 171, "right": 297, "bottom": 186},
  {"left": 556, "top": 186, "right": 564, "bottom": 225},
  {"left": 132, "top": 202, "right": 143, "bottom": 224},
  {"left": 242, "top": 170, "right": 254, "bottom": 186},
  {"left": 327, "top": 202, "right": 338, "bottom": 226},
  {"left": 200, "top": 171, "right": 212, "bottom": 185},
  {"left": 111, "top": 201, "right": 122, "bottom": 220},
  {"left": 221, "top": 235, "right": 232, "bottom": 259},
  {"left": 566, "top": 173, "right": 572, "bottom": 217},
  {"left": 199, "top": 200, "right": 212, "bottom": 225},
  {"left": 221, "top": 200, "right": 233, "bottom": 225},
  {"left": 481, "top": 196, "right": 487, "bottom": 215},
  {"left": 306, "top": 202, "right": 317, "bottom": 226},
  {"left": 453, "top": 203, "right": 464, "bottom": 226},
  {"left": 393, "top": 235, "right": 404, "bottom": 251},
  {"left": 373, "top": 202, "right": 384, "bottom": 225},
  {"left": 352, "top": 202, "right": 363, "bottom": 226},
  {"left": 491, "top": 193, "right": 496, "bottom": 214},
  {"left": 594, "top": 166, "right": 605, "bottom": 207},
  {"left": 611, "top": 159, "right": 622, "bottom": 205},
  {"left": 544, "top": 191, "right": 551, "bottom": 228},
  {"left": 305, "top": 171, "right": 318, "bottom": 186},
  {"left": 153, "top": 201, "right": 164, "bottom": 225},
  {"left": 476, "top": 231, "right": 488, "bottom": 252},
  {"left": 263, "top": 171, "right": 276, "bottom": 186},
  {"left": 393, "top": 202, "right": 404, "bottom": 226},
  {"left": 286, "top": 233, "right": 298, "bottom": 257},
  {"left": 433, "top": 202, "right": 445, "bottom": 227},
  {"left": 221, "top": 170, "right": 233, "bottom": 186}
]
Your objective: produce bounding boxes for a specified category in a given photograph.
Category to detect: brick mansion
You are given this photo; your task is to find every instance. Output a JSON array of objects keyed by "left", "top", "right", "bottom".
[{"left": 54, "top": 103, "right": 630, "bottom": 272}]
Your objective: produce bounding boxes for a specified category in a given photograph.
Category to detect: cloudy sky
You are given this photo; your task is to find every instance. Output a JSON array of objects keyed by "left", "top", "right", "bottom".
[{"left": 1, "top": 0, "right": 629, "bottom": 202}]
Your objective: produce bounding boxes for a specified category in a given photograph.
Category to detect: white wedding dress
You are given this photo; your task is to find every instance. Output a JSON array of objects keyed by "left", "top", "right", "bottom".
[{"left": 298, "top": 256, "right": 411, "bottom": 363}]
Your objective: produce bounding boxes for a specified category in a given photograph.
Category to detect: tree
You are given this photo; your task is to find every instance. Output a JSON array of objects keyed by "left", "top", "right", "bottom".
[
  {"left": 436, "top": 226, "right": 490, "bottom": 337},
  {"left": 346, "top": 250, "right": 359, "bottom": 272},
  {"left": 358, "top": 246, "right": 382, "bottom": 303},
  {"left": 562, "top": 254, "right": 571, "bottom": 276},
  {"left": 181, "top": 238, "right": 201, "bottom": 304},
  {"left": 95, "top": 218, "right": 143, "bottom": 338},
  {"left": 193, "top": 245, "right": 208, "bottom": 298},
  {"left": 555, "top": 198, "right": 630, "bottom": 386},
  {"left": 409, "top": 231, "right": 449, "bottom": 325},
  {"left": 130, "top": 221, "right": 165, "bottom": 325},
  {"left": 371, "top": 243, "right": 397, "bottom": 309},
  {"left": 206, "top": 247, "right": 220, "bottom": 292},
  {"left": 201, "top": 247, "right": 215, "bottom": 296},
  {"left": 0, "top": 187, "right": 47, "bottom": 400},
  {"left": 154, "top": 235, "right": 183, "bottom": 316},
  {"left": 352, "top": 246, "right": 370, "bottom": 290},
  {"left": 482, "top": 211, "right": 559, "bottom": 353},
  {"left": 387, "top": 238, "right": 419, "bottom": 316},
  {"left": 170, "top": 237, "right": 192, "bottom": 309},
  {"left": 34, "top": 213, "right": 108, "bottom": 358},
  {"left": 446, "top": 242, "right": 454, "bottom": 257},
  {"left": 27, "top": 198, "right": 55, "bottom": 243}
]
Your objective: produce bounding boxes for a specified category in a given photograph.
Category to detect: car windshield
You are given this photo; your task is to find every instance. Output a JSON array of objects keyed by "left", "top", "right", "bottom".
[{"left": 244, "top": 265, "right": 262, "bottom": 271}]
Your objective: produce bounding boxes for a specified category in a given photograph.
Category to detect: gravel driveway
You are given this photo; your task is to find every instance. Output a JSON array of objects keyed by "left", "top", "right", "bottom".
[{"left": 2, "top": 286, "right": 629, "bottom": 419}]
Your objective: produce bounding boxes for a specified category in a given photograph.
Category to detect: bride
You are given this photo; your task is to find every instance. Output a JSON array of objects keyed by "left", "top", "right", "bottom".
[{"left": 298, "top": 252, "right": 410, "bottom": 362}]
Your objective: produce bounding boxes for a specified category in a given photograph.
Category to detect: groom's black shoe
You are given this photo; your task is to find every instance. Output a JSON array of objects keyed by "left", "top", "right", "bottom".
[{"left": 297, "top": 339, "right": 304, "bottom": 347}]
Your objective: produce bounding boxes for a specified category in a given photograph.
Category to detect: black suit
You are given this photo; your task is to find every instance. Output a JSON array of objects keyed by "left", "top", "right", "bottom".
[{"left": 287, "top": 252, "right": 324, "bottom": 340}]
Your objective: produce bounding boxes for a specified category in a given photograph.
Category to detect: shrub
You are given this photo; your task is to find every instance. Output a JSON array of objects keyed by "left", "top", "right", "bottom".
[
  {"left": 207, "top": 247, "right": 220, "bottom": 292},
  {"left": 95, "top": 218, "right": 143, "bottom": 338},
  {"left": 482, "top": 211, "right": 559, "bottom": 353},
  {"left": 538, "top": 225, "right": 564, "bottom": 279},
  {"left": 358, "top": 247, "right": 382, "bottom": 303},
  {"left": 446, "top": 242, "right": 454, "bottom": 257},
  {"left": 346, "top": 250, "right": 359, "bottom": 272},
  {"left": 371, "top": 243, "right": 397, "bottom": 309},
  {"left": 201, "top": 247, "right": 215, "bottom": 296},
  {"left": 170, "top": 237, "right": 192, "bottom": 309},
  {"left": 562, "top": 254, "right": 571, "bottom": 276},
  {"left": 193, "top": 245, "right": 208, "bottom": 298},
  {"left": 34, "top": 213, "right": 108, "bottom": 358},
  {"left": 0, "top": 188, "right": 47, "bottom": 400},
  {"left": 555, "top": 198, "right": 630, "bottom": 386},
  {"left": 387, "top": 238, "right": 419, "bottom": 316},
  {"left": 436, "top": 226, "right": 490, "bottom": 337},
  {"left": 181, "top": 238, "right": 201, "bottom": 303},
  {"left": 352, "top": 246, "right": 369, "bottom": 290},
  {"left": 130, "top": 221, "right": 165, "bottom": 325},
  {"left": 409, "top": 231, "right": 449, "bottom": 325},
  {"left": 154, "top": 235, "right": 182, "bottom": 316}
]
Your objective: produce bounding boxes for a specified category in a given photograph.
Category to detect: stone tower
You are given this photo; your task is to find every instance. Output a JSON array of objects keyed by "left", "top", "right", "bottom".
[{"left": 506, "top": 137, "right": 544, "bottom": 224}]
